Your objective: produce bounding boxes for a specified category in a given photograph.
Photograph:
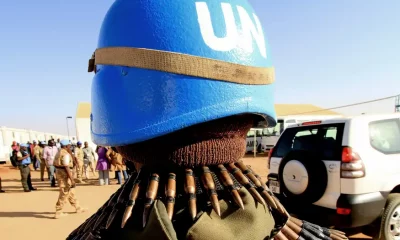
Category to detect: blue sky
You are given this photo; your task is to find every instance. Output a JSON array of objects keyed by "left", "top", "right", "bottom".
[{"left": 0, "top": 0, "right": 399, "bottom": 135}]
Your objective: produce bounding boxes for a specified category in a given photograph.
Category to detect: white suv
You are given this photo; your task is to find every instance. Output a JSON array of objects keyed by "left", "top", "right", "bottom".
[{"left": 267, "top": 113, "right": 400, "bottom": 239}]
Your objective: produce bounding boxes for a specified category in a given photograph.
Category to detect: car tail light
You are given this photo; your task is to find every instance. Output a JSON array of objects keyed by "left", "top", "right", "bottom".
[
  {"left": 267, "top": 147, "right": 274, "bottom": 169},
  {"left": 301, "top": 121, "right": 322, "bottom": 126},
  {"left": 341, "top": 147, "right": 365, "bottom": 178},
  {"left": 337, "top": 207, "right": 351, "bottom": 215}
]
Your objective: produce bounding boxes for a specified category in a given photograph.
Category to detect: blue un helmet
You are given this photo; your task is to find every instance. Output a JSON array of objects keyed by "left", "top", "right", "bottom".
[{"left": 89, "top": 0, "right": 276, "bottom": 146}]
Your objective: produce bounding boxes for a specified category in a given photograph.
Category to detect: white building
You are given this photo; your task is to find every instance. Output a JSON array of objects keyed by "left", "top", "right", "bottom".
[{"left": 0, "top": 127, "right": 72, "bottom": 163}]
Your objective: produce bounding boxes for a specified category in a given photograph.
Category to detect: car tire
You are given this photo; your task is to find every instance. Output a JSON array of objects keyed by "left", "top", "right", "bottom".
[
  {"left": 278, "top": 150, "right": 328, "bottom": 204},
  {"left": 376, "top": 193, "right": 400, "bottom": 240}
]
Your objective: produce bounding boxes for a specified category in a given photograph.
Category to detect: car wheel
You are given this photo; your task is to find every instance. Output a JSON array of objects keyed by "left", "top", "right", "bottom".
[
  {"left": 377, "top": 193, "right": 400, "bottom": 240},
  {"left": 278, "top": 150, "right": 328, "bottom": 204}
]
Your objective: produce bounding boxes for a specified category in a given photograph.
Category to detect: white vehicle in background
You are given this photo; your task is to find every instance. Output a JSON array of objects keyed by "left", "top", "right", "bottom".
[
  {"left": 246, "top": 128, "right": 268, "bottom": 153},
  {"left": 246, "top": 115, "right": 342, "bottom": 153},
  {"left": 267, "top": 113, "right": 400, "bottom": 239}
]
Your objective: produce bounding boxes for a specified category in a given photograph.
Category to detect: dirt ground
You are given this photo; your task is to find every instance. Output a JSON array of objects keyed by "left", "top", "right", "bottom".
[{"left": 0, "top": 155, "right": 369, "bottom": 239}]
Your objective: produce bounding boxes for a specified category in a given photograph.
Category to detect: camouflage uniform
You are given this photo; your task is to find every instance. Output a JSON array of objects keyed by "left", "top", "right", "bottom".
[
  {"left": 53, "top": 147, "right": 83, "bottom": 218},
  {"left": 74, "top": 147, "right": 84, "bottom": 182}
]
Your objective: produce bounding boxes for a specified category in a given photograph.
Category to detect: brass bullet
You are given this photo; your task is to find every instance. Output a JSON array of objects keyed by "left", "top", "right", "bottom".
[
  {"left": 210, "top": 192, "right": 221, "bottom": 216},
  {"left": 254, "top": 172, "right": 271, "bottom": 194},
  {"left": 235, "top": 161, "right": 262, "bottom": 187},
  {"left": 201, "top": 166, "right": 221, "bottom": 217},
  {"left": 272, "top": 195, "right": 289, "bottom": 217},
  {"left": 121, "top": 205, "right": 134, "bottom": 229},
  {"left": 217, "top": 164, "right": 244, "bottom": 210},
  {"left": 289, "top": 216, "right": 303, "bottom": 226},
  {"left": 281, "top": 225, "right": 299, "bottom": 240},
  {"left": 274, "top": 231, "right": 289, "bottom": 240},
  {"left": 121, "top": 179, "right": 141, "bottom": 228},
  {"left": 286, "top": 219, "right": 302, "bottom": 234},
  {"left": 226, "top": 163, "right": 266, "bottom": 206},
  {"left": 235, "top": 162, "right": 279, "bottom": 210},
  {"left": 261, "top": 190, "right": 279, "bottom": 210},
  {"left": 165, "top": 173, "right": 176, "bottom": 220},
  {"left": 143, "top": 173, "right": 160, "bottom": 228},
  {"left": 330, "top": 234, "right": 348, "bottom": 240},
  {"left": 231, "top": 189, "right": 244, "bottom": 210},
  {"left": 184, "top": 169, "right": 197, "bottom": 220},
  {"left": 248, "top": 187, "right": 266, "bottom": 206}
]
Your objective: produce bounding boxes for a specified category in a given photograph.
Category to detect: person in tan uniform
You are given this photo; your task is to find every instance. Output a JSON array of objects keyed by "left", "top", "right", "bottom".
[
  {"left": 53, "top": 139, "right": 87, "bottom": 219},
  {"left": 74, "top": 141, "right": 84, "bottom": 183},
  {"left": 83, "top": 141, "right": 97, "bottom": 179},
  {"left": 106, "top": 147, "right": 128, "bottom": 185},
  {"left": 35, "top": 141, "right": 45, "bottom": 180}
]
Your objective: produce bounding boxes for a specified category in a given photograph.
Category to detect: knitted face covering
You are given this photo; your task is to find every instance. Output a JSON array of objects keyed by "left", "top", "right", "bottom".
[{"left": 117, "top": 115, "right": 257, "bottom": 168}]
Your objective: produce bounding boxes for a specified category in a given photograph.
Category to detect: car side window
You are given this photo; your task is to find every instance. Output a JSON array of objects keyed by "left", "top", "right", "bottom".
[{"left": 369, "top": 119, "right": 400, "bottom": 154}]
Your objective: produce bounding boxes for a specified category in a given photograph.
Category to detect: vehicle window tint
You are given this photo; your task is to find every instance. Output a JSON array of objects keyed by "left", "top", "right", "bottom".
[
  {"left": 272, "top": 124, "right": 344, "bottom": 160},
  {"left": 369, "top": 119, "right": 400, "bottom": 154}
]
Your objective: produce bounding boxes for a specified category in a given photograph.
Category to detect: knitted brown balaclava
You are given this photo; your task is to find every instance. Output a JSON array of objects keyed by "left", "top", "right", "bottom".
[{"left": 116, "top": 114, "right": 255, "bottom": 168}]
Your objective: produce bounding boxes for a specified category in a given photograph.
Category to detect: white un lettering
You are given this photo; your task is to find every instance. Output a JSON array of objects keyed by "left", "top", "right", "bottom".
[{"left": 195, "top": 2, "right": 267, "bottom": 58}]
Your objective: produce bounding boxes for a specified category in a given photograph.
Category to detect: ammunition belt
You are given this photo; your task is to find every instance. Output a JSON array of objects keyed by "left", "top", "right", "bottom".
[{"left": 67, "top": 162, "right": 348, "bottom": 240}]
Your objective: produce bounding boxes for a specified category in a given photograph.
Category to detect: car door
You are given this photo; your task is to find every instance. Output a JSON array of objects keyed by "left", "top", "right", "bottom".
[{"left": 368, "top": 117, "right": 400, "bottom": 192}]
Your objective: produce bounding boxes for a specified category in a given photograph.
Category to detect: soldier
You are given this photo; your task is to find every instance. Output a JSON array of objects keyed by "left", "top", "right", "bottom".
[
  {"left": 74, "top": 141, "right": 84, "bottom": 183},
  {"left": 68, "top": 0, "right": 348, "bottom": 239},
  {"left": 53, "top": 139, "right": 87, "bottom": 219},
  {"left": 83, "top": 141, "right": 97, "bottom": 179},
  {"left": 39, "top": 141, "right": 49, "bottom": 181}
]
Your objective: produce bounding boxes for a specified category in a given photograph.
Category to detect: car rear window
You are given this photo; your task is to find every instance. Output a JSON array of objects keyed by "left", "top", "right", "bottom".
[
  {"left": 272, "top": 123, "right": 345, "bottom": 160},
  {"left": 369, "top": 118, "right": 400, "bottom": 154}
]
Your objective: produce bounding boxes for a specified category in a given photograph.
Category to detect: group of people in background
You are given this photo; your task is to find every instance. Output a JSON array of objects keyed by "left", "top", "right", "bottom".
[
  {"left": 95, "top": 146, "right": 129, "bottom": 185},
  {"left": 3, "top": 138, "right": 133, "bottom": 219},
  {"left": 4, "top": 139, "right": 133, "bottom": 193}
]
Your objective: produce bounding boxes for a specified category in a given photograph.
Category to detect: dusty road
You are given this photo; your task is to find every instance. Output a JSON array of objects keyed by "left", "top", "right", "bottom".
[{"left": 0, "top": 155, "right": 370, "bottom": 239}]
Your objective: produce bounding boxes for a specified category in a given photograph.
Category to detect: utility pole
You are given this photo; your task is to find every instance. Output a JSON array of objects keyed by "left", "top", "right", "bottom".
[
  {"left": 66, "top": 116, "right": 72, "bottom": 140},
  {"left": 395, "top": 95, "right": 400, "bottom": 113}
]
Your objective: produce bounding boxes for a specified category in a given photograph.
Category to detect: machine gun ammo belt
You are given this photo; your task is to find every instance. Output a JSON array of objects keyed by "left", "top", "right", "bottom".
[{"left": 67, "top": 161, "right": 348, "bottom": 240}]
